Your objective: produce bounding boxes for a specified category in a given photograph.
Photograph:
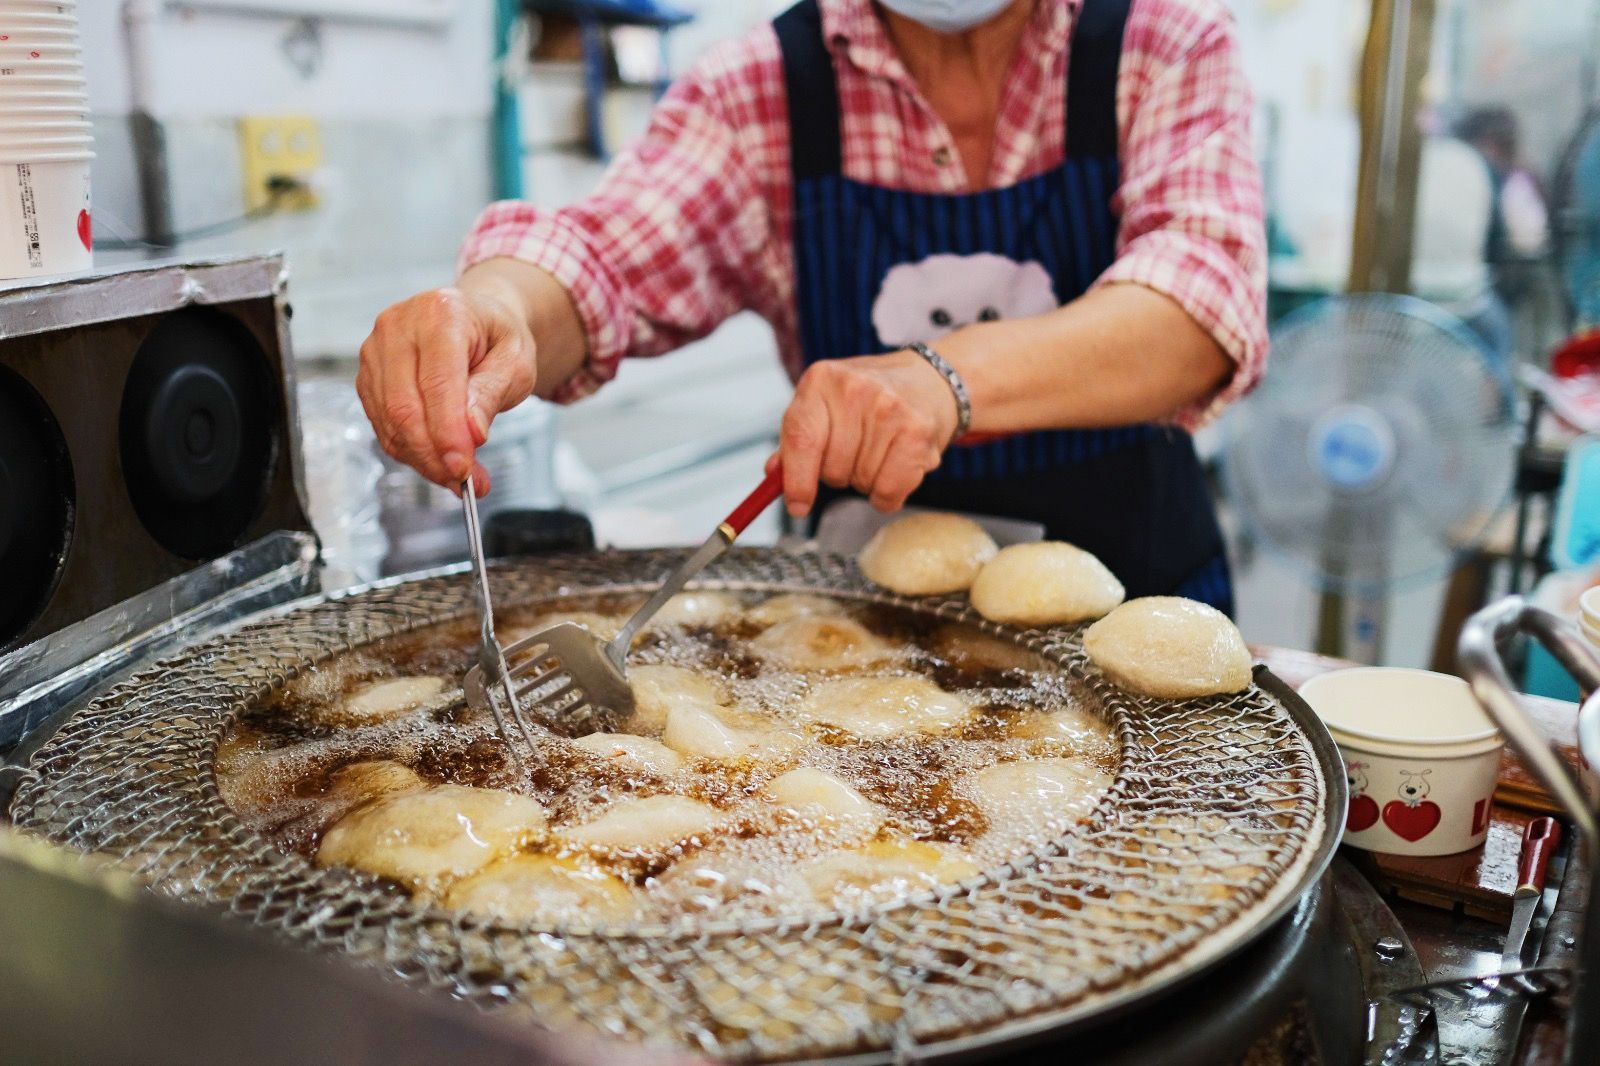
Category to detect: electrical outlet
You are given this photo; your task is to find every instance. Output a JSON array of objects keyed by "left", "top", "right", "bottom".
[{"left": 238, "top": 115, "right": 321, "bottom": 213}]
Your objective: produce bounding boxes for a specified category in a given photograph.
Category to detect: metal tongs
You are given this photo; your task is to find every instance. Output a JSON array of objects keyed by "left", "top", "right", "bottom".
[{"left": 461, "top": 467, "right": 784, "bottom": 760}]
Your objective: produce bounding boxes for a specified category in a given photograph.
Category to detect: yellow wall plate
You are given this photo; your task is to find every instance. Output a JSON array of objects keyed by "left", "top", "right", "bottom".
[{"left": 237, "top": 115, "right": 321, "bottom": 212}]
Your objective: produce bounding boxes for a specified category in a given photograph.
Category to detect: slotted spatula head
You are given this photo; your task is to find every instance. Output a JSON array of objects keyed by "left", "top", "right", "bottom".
[
  {"left": 462, "top": 468, "right": 783, "bottom": 747},
  {"left": 464, "top": 620, "right": 635, "bottom": 727}
]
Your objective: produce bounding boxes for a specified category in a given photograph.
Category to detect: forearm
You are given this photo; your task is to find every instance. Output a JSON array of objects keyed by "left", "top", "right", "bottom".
[
  {"left": 934, "top": 283, "right": 1234, "bottom": 432},
  {"left": 457, "top": 257, "right": 589, "bottom": 401}
]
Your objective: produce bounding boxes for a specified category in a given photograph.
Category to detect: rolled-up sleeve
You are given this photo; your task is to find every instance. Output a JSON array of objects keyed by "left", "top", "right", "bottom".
[
  {"left": 458, "top": 38, "right": 777, "bottom": 404},
  {"left": 1096, "top": 0, "right": 1267, "bottom": 429}
]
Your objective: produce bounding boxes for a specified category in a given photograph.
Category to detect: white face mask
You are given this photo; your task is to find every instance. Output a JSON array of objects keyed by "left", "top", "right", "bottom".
[{"left": 877, "top": 0, "right": 1016, "bottom": 34}]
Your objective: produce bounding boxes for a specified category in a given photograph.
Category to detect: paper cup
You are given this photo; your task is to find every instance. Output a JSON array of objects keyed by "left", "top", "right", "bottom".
[
  {"left": 1299, "top": 667, "right": 1505, "bottom": 856},
  {"left": 0, "top": 31, "right": 80, "bottom": 44},
  {"left": 0, "top": 73, "right": 86, "bottom": 87},
  {"left": 0, "top": 90, "right": 87, "bottom": 104},
  {"left": 0, "top": 42, "right": 77, "bottom": 54},
  {"left": 0, "top": 58, "right": 81, "bottom": 72},
  {"left": 0, "top": 112, "right": 88, "bottom": 125},
  {"left": 0, "top": 51, "right": 79, "bottom": 66},
  {"left": 0, "top": 137, "right": 92, "bottom": 154},
  {"left": 0, "top": 115, "right": 89, "bottom": 128},
  {"left": 0, "top": 156, "right": 90, "bottom": 279}
]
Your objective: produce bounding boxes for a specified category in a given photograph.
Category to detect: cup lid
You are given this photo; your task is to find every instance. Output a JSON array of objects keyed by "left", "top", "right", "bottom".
[{"left": 1298, "top": 666, "right": 1501, "bottom": 745}]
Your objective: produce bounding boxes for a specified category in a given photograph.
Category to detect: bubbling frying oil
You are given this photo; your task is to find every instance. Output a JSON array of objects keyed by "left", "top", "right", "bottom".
[{"left": 216, "top": 591, "right": 1118, "bottom": 926}]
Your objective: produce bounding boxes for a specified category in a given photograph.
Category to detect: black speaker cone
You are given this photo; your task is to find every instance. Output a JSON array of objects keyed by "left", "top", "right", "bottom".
[
  {"left": 120, "top": 308, "right": 277, "bottom": 560},
  {"left": 0, "top": 365, "right": 74, "bottom": 648}
]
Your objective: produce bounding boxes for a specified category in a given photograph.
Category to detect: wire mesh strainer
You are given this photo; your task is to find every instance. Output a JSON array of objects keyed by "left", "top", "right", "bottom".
[{"left": 5, "top": 549, "right": 1339, "bottom": 1063}]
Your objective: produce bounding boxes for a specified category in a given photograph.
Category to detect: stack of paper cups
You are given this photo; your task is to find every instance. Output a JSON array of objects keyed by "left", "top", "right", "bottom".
[{"left": 0, "top": 0, "right": 92, "bottom": 279}]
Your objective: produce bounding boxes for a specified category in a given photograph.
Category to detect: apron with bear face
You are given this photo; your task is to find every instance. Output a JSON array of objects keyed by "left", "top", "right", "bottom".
[{"left": 777, "top": 0, "right": 1233, "bottom": 612}]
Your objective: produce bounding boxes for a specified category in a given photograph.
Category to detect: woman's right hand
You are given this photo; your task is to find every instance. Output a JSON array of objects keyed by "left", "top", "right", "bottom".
[{"left": 355, "top": 284, "right": 537, "bottom": 496}]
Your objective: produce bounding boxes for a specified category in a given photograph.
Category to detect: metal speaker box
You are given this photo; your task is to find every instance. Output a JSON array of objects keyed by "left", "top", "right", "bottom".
[{"left": 0, "top": 255, "right": 318, "bottom": 748}]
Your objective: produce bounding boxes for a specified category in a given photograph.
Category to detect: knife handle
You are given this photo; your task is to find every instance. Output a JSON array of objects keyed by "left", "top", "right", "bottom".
[
  {"left": 1517, "top": 817, "right": 1561, "bottom": 896},
  {"left": 719, "top": 466, "right": 785, "bottom": 541}
]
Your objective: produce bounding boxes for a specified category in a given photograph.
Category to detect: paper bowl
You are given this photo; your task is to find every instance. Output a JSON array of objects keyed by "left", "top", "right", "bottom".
[{"left": 1299, "top": 667, "right": 1504, "bottom": 856}]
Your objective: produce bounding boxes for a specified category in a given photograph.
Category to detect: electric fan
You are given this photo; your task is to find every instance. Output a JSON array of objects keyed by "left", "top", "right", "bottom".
[{"left": 1223, "top": 293, "right": 1517, "bottom": 662}]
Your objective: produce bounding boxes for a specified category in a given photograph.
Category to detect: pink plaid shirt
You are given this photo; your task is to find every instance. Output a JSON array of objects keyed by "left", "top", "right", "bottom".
[{"left": 460, "top": 0, "right": 1266, "bottom": 427}]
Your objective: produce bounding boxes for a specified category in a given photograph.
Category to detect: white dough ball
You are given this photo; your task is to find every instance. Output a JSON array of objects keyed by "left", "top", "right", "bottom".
[
  {"left": 858, "top": 513, "right": 998, "bottom": 596},
  {"left": 661, "top": 705, "right": 804, "bottom": 760},
  {"left": 802, "top": 837, "right": 979, "bottom": 906},
  {"left": 561, "top": 794, "right": 726, "bottom": 853},
  {"left": 627, "top": 663, "right": 727, "bottom": 734},
  {"left": 1007, "top": 709, "right": 1113, "bottom": 749},
  {"left": 339, "top": 676, "right": 446, "bottom": 723},
  {"left": 1083, "top": 596, "right": 1252, "bottom": 698},
  {"left": 662, "top": 705, "right": 751, "bottom": 759},
  {"left": 796, "top": 675, "right": 970, "bottom": 738},
  {"left": 571, "top": 732, "right": 685, "bottom": 774},
  {"left": 766, "top": 767, "right": 881, "bottom": 826},
  {"left": 966, "top": 758, "right": 1110, "bottom": 832},
  {"left": 751, "top": 616, "right": 895, "bottom": 672},
  {"left": 317, "top": 784, "right": 547, "bottom": 893},
  {"left": 648, "top": 591, "right": 741, "bottom": 628},
  {"left": 745, "top": 593, "right": 849, "bottom": 627},
  {"left": 441, "top": 854, "right": 637, "bottom": 925},
  {"left": 969, "top": 542, "right": 1124, "bottom": 626}
]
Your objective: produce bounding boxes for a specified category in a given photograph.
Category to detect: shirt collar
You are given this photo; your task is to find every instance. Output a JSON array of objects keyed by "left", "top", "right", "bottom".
[{"left": 819, "top": 0, "right": 1079, "bottom": 82}]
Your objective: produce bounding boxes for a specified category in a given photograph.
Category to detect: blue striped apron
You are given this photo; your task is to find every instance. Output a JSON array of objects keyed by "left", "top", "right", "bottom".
[{"left": 775, "top": 0, "right": 1233, "bottom": 612}]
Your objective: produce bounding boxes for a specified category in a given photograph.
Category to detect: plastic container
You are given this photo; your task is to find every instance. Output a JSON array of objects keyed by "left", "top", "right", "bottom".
[
  {"left": 1299, "top": 667, "right": 1505, "bottom": 856},
  {"left": 0, "top": 154, "right": 90, "bottom": 279}
]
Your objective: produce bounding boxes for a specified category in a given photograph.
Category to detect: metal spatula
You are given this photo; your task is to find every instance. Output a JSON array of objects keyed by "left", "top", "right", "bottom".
[{"left": 463, "top": 467, "right": 784, "bottom": 756}]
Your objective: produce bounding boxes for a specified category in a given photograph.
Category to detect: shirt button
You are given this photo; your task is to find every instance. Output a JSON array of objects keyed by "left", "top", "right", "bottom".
[{"left": 932, "top": 147, "right": 952, "bottom": 167}]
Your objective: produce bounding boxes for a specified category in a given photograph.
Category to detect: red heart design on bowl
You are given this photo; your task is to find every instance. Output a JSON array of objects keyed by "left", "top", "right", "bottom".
[
  {"left": 1382, "top": 799, "right": 1441, "bottom": 842},
  {"left": 1346, "top": 794, "right": 1379, "bottom": 832},
  {"left": 77, "top": 208, "right": 90, "bottom": 250}
]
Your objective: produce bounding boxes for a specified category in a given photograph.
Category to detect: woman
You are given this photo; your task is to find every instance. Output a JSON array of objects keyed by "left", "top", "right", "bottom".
[{"left": 357, "top": 0, "right": 1265, "bottom": 612}]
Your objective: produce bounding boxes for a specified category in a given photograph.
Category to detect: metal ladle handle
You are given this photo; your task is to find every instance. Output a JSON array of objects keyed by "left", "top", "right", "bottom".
[{"left": 1458, "top": 596, "right": 1600, "bottom": 848}]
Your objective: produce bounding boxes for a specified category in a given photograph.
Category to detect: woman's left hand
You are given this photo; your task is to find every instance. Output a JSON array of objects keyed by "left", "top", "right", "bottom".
[{"left": 773, "top": 350, "right": 958, "bottom": 517}]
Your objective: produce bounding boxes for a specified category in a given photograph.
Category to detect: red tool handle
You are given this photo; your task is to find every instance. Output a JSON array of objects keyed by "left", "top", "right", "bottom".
[
  {"left": 721, "top": 466, "right": 785, "bottom": 539},
  {"left": 1517, "top": 816, "right": 1562, "bottom": 895}
]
